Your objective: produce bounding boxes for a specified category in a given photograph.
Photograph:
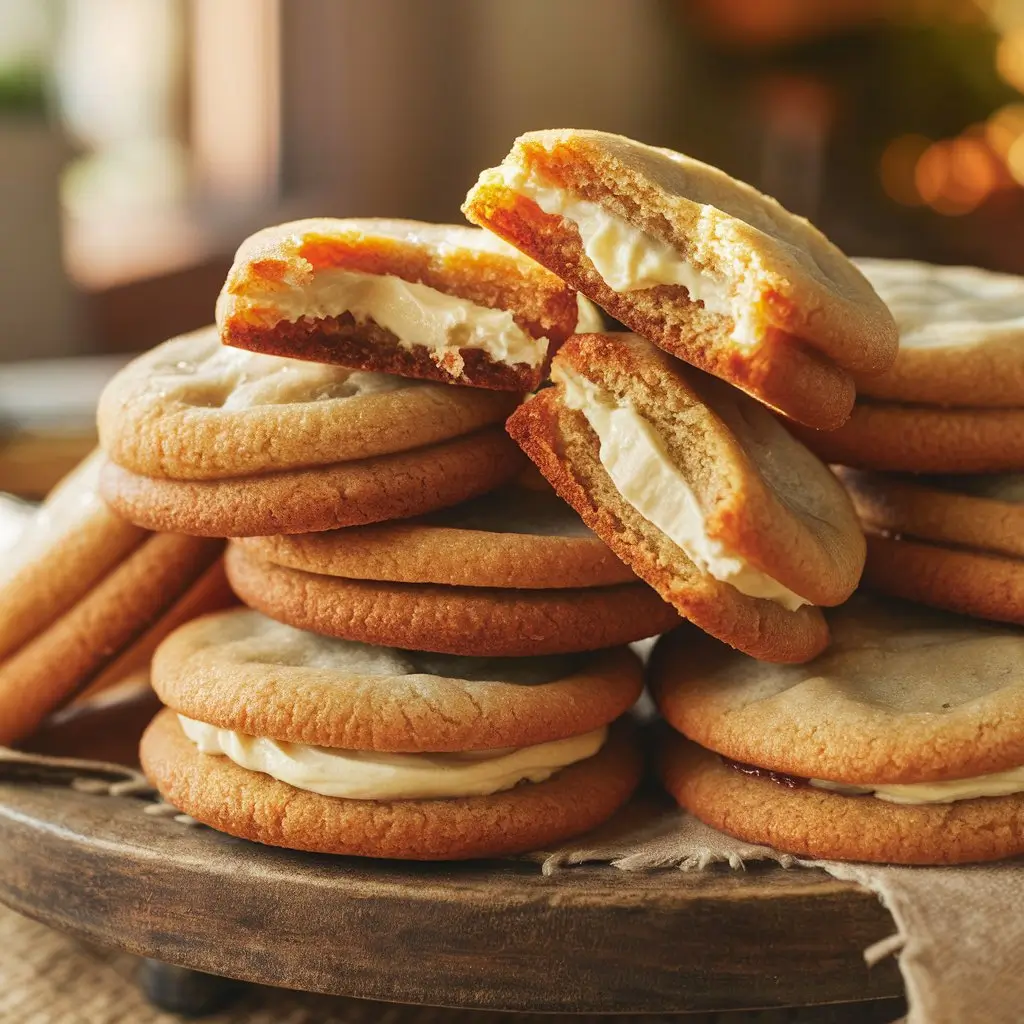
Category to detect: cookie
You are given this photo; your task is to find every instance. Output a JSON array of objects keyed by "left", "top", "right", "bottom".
[
  {"left": 225, "top": 544, "right": 681, "bottom": 657},
  {"left": 652, "top": 594, "right": 1024, "bottom": 782},
  {"left": 142, "top": 710, "right": 641, "bottom": 860},
  {"left": 152, "top": 608, "right": 643, "bottom": 751},
  {"left": 860, "top": 535, "right": 1024, "bottom": 625},
  {"left": 0, "top": 451, "right": 148, "bottom": 664},
  {"left": 463, "top": 129, "right": 897, "bottom": 429},
  {"left": 0, "top": 528, "right": 223, "bottom": 745},
  {"left": 99, "top": 426, "right": 524, "bottom": 536},
  {"left": 99, "top": 328, "right": 517, "bottom": 481},
  {"left": 839, "top": 469, "right": 1024, "bottom": 558},
  {"left": 653, "top": 595, "right": 1024, "bottom": 863},
  {"left": 853, "top": 259, "right": 1024, "bottom": 407},
  {"left": 506, "top": 333, "right": 866, "bottom": 663},
  {"left": 216, "top": 218, "right": 580, "bottom": 391},
  {"left": 660, "top": 733, "right": 1024, "bottom": 865},
  {"left": 789, "top": 401, "right": 1024, "bottom": 473},
  {"left": 234, "top": 485, "right": 635, "bottom": 589},
  {"left": 142, "top": 608, "right": 643, "bottom": 859}
]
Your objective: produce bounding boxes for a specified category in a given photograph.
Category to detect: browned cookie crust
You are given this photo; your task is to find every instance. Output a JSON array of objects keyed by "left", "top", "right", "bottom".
[
  {"left": 218, "top": 218, "right": 580, "bottom": 391},
  {"left": 225, "top": 545, "right": 681, "bottom": 657},
  {"left": 660, "top": 733, "right": 1024, "bottom": 865},
  {"left": 651, "top": 595, "right": 1024, "bottom": 783},
  {"left": 790, "top": 402, "right": 1024, "bottom": 474},
  {"left": 507, "top": 387, "right": 829, "bottom": 663},
  {"left": 0, "top": 534, "right": 223, "bottom": 745},
  {"left": 234, "top": 486, "right": 634, "bottom": 590},
  {"left": 464, "top": 130, "right": 897, "bottom": 429},
  {"left": 225, "top": 315, "right": 545, "bottom": 392},
  {"left": 142, "top": 710, "right": 643, "bottom": 860},
  {"left": 838, "top": 468, "right": 1024, "bottom": 558},
  {"left": 99, "top": 427, "right": 525, "bottom": 537},
  {"left": 99, "top": 328, "right": 518, "bottom": 481},
  {"left": 153, "top": 608, "right": 642, "bottom": 751},
  {"left": 862, "top": 534, "right": 1024, "bottom": 625}
]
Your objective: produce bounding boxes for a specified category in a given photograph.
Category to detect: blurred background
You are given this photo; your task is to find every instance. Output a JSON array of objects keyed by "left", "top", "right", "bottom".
[{"left": 2, "top": 0, "right": 1024, "bottom": 489}]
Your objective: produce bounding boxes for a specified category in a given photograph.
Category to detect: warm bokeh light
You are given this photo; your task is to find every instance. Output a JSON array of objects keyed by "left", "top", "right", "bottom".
[
  {"left": 996, "top": 28, "right": 1024, "bottom": 90},
  {"left": 986, "top": 102, "right": 1024, "bottom": 155},
  {"left": 880, "top": 133, "right": 932, "bottom": 204},
  {"left": 914, "top": 136, "right": 1001, "bottom": 214}
]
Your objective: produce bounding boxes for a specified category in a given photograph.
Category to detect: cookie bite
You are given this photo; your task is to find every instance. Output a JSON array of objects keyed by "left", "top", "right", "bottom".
[
  {"left": 791, "top": 260, "right": 1024, "bottom": 472},
  {"left": 141, "top": 609, "right": 644, "bottom": 860},
  {"left": 507, "top": 333, "right": 865, "bottom": 663},
  {"left": 0, "top": 452, "right": 225, "bottom": 743},
  {"left": 217, "top": 218, "right": 580, "bottom": 391},
  {"left": 840, "top": 469, "right": 1024, "bottom": 624},
  {"left": 97, "top": 328, "right": 524, "bottom": 536},
  {"left": 652, "top": 596, "right": 1024, "bottom": 864},
  {"left": 464, "top": 129, "right": 897, "bottom": 429}
]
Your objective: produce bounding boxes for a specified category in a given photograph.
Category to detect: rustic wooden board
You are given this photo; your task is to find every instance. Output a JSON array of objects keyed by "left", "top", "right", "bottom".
[{"left": 0, "top": 766, "right": 903, "bottom": 1015}]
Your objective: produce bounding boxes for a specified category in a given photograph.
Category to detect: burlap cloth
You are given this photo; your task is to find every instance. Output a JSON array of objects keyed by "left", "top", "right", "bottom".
[{"left": 532, "top": 798, "right": 1023, "bottom": 1024}]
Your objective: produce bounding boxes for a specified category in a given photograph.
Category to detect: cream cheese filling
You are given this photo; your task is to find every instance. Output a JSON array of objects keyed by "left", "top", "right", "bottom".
[
  {"left": 498, "top": 163, "right": 756, "bottom": 342},
  {"left": 810, "top": 765, "right": 1024, "bottom": 805},
  {"left": 178, "top": 715, "right": 606, "bottom": 800},
  {"left": 558, "top": 369, "right": 811, "bottom": 611},
  {"left": 257, "top": 269, "right": 547, "bottom": 369}
]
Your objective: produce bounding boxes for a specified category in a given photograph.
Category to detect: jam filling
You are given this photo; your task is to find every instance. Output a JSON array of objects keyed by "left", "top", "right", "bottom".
[{"left": 722, "top": 757, "right": 809, "bottom": 789}]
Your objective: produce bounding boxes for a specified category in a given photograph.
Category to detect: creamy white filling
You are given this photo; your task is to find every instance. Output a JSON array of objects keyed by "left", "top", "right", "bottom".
[
  {"left": 810, "top": 765, "right": 1024, "bottom": 805},
  {"left": 498, "top": 163, "right": 751, "bottom": 337},
  {"left": 259, "top": 269, "right": 546, "bottom": 369},
  {"left": 179, "top": 715, "right": 605, "bottom": 800},
  {"left": 559, "top": 369, "right": 810, "bottom": 610}
]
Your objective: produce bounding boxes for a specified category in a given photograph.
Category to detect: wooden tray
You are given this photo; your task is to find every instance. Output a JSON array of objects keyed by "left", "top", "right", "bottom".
[{"left": 0, "top": 755, "right": 903, "bottom": 1016}]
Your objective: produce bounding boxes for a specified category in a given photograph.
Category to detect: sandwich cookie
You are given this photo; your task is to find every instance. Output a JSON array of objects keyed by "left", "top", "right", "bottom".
[
  {"left": 98, "top": 329, "right": 523, "bottom": 536},
  {"left": 652, "top": 596, "right": 1024, "bottom": 864},
  {"left": 789, "top": 260, "right": 1024, "bottom": 472},
  {"left": 224, "top": 543, "right": 679, "bottom": 657},
  {"left": 141, "top": 609, "right": 644, "bottom": 859},
  {"left": 840, "top": 468, "right": 1024, "bottom": 624},
  {"left": 463, "top": 128, "right": 897, "bottom": 429},
  {"left": 217, "top": 218, "right": 580, "bottom": 391},
  {"left": 234, "top": 484, "right": 636, "bottom": 590},
  {"left": 0, "top": 453, "right": 224, "bottom": 744},
  {"left": 506, "top": 333, "right": 866, "bottom": 663}
]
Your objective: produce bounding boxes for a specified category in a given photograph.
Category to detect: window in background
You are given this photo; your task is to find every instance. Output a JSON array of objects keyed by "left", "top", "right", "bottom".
[{"left": 58, "top": 0, "right": 280, "bottom": 290}]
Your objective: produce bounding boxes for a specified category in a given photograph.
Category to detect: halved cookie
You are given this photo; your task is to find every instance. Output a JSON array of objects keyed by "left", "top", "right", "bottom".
[
  {"left": 99, "top": 426, "right": 524, "bottom": 537},
  {"left": 99, "top": 327, "right": 518, "bottom": 481},
  {"left": 789, "top": 402, "right": 1024, "bottom": 474},
  {"left": 464, "top": 128, "right": 897, "bottom": 429},
  {"left": 224, "top": 544, "right": 680, "bottom": 657},
  {"left": 142, "top": 609, "right": 643, "bottom": 859},
  {"left": 216, "top": 218, "right": 580, "bottom": 391},
  {"left": 652, "top": 595, "right": 1024, "bottom": 863},
  {"left": 853, "top": 259, "right": 1024, "bottom": 407},
  {"left": 235, "top": 484, "right": 635, "bottom": 589},
  {"left": 0, "top": 453, "right": 225, "bottom": 744},
  {"left": 506, "top": 333, "right": 866, "bottom": 662}
]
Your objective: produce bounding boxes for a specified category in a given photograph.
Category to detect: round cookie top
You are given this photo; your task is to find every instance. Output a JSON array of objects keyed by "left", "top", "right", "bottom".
[
  {"left": 98, "top": 327, "right": 517, "bottom": 480},
  {"left": 153, "top": 609, "right": 642, "bottom": 752},
  {"left": 234, "top": 485, "right": 636, "bottom": 589},
  {"left": 854, "top": 259, "right": 1024, "bottom": 406},
  {"left": 0, "top": 450, "right": 146, "bottom": 664},
  {"left": 651, "top": 594, "right": 1024, "bottom": 784},
  {"left": 467, "top": 128, "right": 897, "bottom": 375}
]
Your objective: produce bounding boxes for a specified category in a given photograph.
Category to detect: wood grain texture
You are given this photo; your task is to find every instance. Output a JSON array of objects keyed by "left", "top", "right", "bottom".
[{"left": 0, "top": 770, "right": 902, "bottom": 1014}]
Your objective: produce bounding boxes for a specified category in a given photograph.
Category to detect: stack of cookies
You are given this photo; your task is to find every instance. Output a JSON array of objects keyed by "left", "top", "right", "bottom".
[
  {"left": 463, "top": 128, "right": 1024, "bottom": 866},
  {"left": 94, "top": 218, "right": 683, "bottom": 859},
  {"left": 788, "top": 259, "right": 1024, "bottom": 627},
  {"left": 13, "top": 126, "right": 1024, "bottom": 868}
]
